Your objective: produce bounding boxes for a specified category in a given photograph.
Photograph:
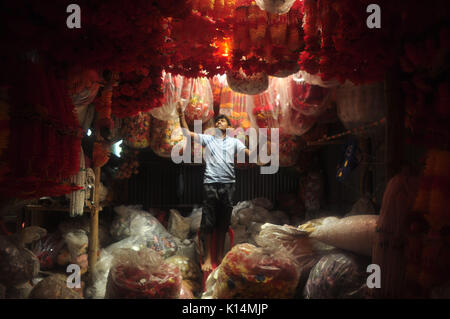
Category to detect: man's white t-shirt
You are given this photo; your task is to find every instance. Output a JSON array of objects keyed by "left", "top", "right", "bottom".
[{"left": 197, "top": 133, "right": 246, "bottom": 184}]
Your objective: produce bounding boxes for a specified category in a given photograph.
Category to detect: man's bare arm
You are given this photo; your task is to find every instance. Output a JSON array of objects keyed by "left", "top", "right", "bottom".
[{"left": 177, "top": 102, "right": 200, "bottom": 142}]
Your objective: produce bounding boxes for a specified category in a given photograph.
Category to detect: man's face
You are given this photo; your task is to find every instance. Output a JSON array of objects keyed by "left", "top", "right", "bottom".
[{"left": 215, "top": 118, "right": 229, "bottom": 131}]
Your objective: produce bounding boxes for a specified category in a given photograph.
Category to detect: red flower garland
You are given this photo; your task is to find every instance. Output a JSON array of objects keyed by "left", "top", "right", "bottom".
[{"left": 0, "top": 61, "right": 82, "bottom": 199}]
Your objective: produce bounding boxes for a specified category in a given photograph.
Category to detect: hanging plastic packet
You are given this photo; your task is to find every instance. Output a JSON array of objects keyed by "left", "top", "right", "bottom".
[
  {"left": 290, "top": 73, "right": 330, "bottom": 117},
  {"left": 247, "top": 79, "right": 280, "bottom": 130},
  {"left": 121, "top": 111, "right": 152, "bottom": 149},
  {"left": 183, "top": 77, "right": 214, "bottom": 125},
  {"left": 150, "top": 117, "right": 186, "bottom": 158},
  {"left": 283, "top": 107, "right": 316, "bottom": 136},
  {"left": 151, "top": 71, "right": 184, "bottom": 121}
]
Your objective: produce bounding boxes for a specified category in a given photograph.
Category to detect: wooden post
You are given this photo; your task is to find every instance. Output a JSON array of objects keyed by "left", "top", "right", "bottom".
[{"left": 88, "top": 129, "right": 101, "bottom": 283}]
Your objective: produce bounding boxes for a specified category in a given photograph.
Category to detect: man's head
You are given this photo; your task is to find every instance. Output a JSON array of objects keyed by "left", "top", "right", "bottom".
[{"left": 214, "top": 114, "right": 231, "bottom": 131}]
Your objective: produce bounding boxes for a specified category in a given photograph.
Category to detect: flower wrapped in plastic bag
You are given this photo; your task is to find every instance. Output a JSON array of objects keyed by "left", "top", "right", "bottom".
[
  {"left": 150, "top": 117, "right": 186, "bottom": 158},
  {"left": 255, "top": 223, "right": 336, "bottom": 293},
  {"left": 212, "top": 243, "right": 299, "bottom": 299},
  {"left": 165, "top": 255, "right": 202, "bottom": 287},
  {"left": 32, "top": 232, "right": 65, "bottom": 270},
  {"left": 183, "top": 77, "right": 214, "bottom": 125},
  {"left": 283, "top": 107, "right": 316, "bottom": 136},
  {"left": 268, "top": 76, "right": 317, "bottom": 137},
  {"left": 290, "top": 75, "right": 330, "bottom": 117},
  {"left": 209, "top": 74, "right": 224, "bottom": 108},
  {"left": 151, "top": 72, "right": 185, "bottom": 121},
  {"left": 303, "top": 252, "right": 370, "bottom": 299},
  {"left": 110, "top": 205, "right": 178, "bottom": 258},
  {"left": 105, "top": 248, "right": 182, "bottom": 299},
  {"left": 121, "top": 111, "right": 152, "bottom": 149},
  {"left": 247, "top": 85, "right": 279, "bottom": 129},
  {"left": 0, "top": 235, "right": 40, "bottom": 287},
  {"left": 85, "top": 236, "right": 149, "bottom": 299},
  {"left": 220, "top": 82, "right": 252, "bottom": 131}
]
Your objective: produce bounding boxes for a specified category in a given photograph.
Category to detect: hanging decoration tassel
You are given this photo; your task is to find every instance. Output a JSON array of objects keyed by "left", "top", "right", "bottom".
[{"left": 68, "top": 148, "right": 87, "bottom": 217}]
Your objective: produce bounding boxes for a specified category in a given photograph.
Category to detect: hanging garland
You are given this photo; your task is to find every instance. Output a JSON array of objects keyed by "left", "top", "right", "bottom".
[
  {"left": 298, "top": 0, "right": 396, "bottom": 85},
  {"left": 0, "top": 61, "right": 82, "bottom": 199}
]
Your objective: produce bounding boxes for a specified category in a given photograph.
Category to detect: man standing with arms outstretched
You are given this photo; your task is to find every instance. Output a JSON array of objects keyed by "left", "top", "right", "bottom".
[{"left": 176, "top": 102, "right": 253, "bottom": 273}]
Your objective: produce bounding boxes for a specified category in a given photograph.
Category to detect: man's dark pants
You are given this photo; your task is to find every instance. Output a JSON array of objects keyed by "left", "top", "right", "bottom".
[{"left": 200, "top": 183, "right": 235, "bottom": 257}]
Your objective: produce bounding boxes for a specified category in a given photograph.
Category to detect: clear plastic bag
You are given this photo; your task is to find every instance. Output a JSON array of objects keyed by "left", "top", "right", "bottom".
[
  {"left": 150, "top": 117, "right": 186, "bottom": 158},
  {"left": 308, "top": 215, "right": 378, "bottom": 257},
  {"left": 335, "top": 81, "right": 386, "bottom": 132},
  {"left": 179, "top": 280, "right": 195, "bottom": 299},
  {"left": 283, "top": 107, "right": 316, "bottom": 136},
  {"left": 212, "top": 243, "right": 299, "bottom": 299},
  {"left": 183, "top": 77, "right": 214, "bottom": 124},
  {"left": 303, "top": 252, "right": 370, "bottom": 299},
  {"left": 110, "top": 206, "right": 178, "bottom": 258},
  {"left": 201, "top": 267, "right": 220, "bottom": 299},
  {"left": 151, "top": 72, "right": 185, "bottom": 121},
  {"left": 64, "top": 230, "right": 89, "bottom": 274},
  {"left": 165, "top": 255, "right": 202, "bottom": 284},
  {"left": 255, "top": 223, "right": 336, "bottom": 263},
  {"left": 29, "top": 274, "right": 83, "bottom": 299},
  {"left": 86, "top": 236, "right": 149, "bottom": 299},
  {"left": 209, "top": 74, "right": 225, "bottom": 109},
  {"left": 290, "top": 76, "right": 330, "bottom": 117},
  {"left": 255, "top": 222, "right": 336, "bottom": 295},
  {"left": 167, "top": 209, "right": 191, "bottom": 241},
  {"left": 297, "top": 70, "right": 340, "bottom": 88},
  {"left": 105, "top": 248, "right": 182, "bottom": 299},
  {"left": 32, "top": 232, "right": 65, "bottom": 270},
  {"left": 247, "top": 85, "right": 279, "bottom": 129},
  {"left": 189, "top": 207, "right": 203, "bottom": 235},
  {"left": 220, "top": 80, "right": 252, "bottom": 131},
  {"left": 0, "top": 235, "right": 40, "bottom": 287}
]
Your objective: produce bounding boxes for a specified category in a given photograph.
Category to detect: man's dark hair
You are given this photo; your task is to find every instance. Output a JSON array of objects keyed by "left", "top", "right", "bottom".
[{"left": 214, "top": 114, "right": 231, "bottom": 127}]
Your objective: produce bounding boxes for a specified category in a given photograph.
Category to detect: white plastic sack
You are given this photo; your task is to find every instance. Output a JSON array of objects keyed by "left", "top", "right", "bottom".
[
  {"left": 168, "top": 209, "right": 191, "bottom": 240},
  {"left": 308, "top": 215, "right": 378, "bottom": 257}
]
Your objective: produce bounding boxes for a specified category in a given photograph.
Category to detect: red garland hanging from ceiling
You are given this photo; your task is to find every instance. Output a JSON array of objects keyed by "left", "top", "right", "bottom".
[
  {"left": 0, "top": 61, "right": 83, "bottom": 199},
  {"left": 298, "top": 0, "right": 396, "bottom": 85}
]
